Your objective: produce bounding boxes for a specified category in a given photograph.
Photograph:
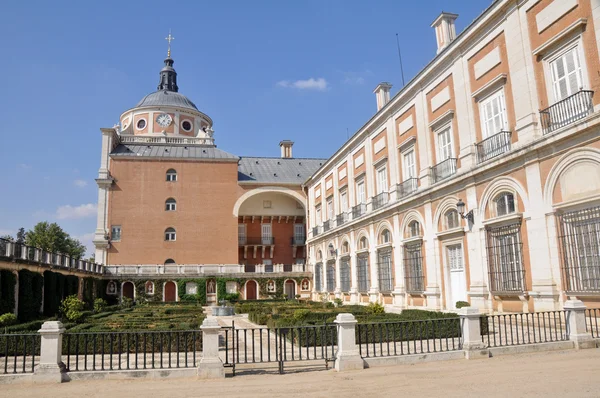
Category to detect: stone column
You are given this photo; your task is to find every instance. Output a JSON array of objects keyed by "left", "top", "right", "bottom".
[
  {"left": 564, "top": 300, "right": 595, "bottom": 349},
  {"left": 458, "top": 307, "right": 489, "bottom": 359},
  {"left": 333, "top": 314, "right": 364, "bottom": 371},
  {"left": 198, "top": 317, "right": 225, "bottom": 378},
  {"left": 34, "top": 321, "right": 66, "bottom": 383}
]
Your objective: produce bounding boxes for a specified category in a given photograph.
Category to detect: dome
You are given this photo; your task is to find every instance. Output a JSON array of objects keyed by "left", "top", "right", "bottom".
[{"left": 134, "top": 90, "right": 198, "bottom": 111}]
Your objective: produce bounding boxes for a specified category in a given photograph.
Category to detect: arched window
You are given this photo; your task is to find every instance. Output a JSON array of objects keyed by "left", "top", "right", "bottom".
[
  {"left": 359, "top": 236, "right": 368, "bottom": 250},
  {"left": 164, "top": 228, "right": 176, "bottom": 241},
  {"left": 407, "top": 221, "right": 420, "bottom": 238},
  {"left": 166, "top": 169, "right": 177, "bottom": 182},
  {"left": 494, "top": 192, "right": 515, "bottom": 217},
  {"left": 380, "top": 229, "right": 391, "bottom": 244},
  {"left": 165, "top": 198, "right": 177, "bottom": 211},
  {"left": 445, "top": 209, "right": 459, "bottom": 230},
  {"left": 341, "top": 241, "right": 349, "bottom": 254},
  {"left": 164, "top": 259, "right": 175, "bottom": 264}
]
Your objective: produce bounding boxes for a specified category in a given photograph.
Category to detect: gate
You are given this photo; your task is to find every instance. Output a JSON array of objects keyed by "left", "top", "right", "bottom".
[{"left": 223, "top": 321, "right": 337, "bottom": 375}]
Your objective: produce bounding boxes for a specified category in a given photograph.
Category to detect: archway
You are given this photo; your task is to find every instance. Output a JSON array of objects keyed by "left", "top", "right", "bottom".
[
  {"left": 285, "top": 280, "right": 296, "bottom": 299},
  {"left": 164, "top": 281, "right": 177, "bottom": 302},
  {"left": 122, "top": 282, "right": 134, "bottom": 300},
  {"left": 246, "top": 280, "right": 258, "bottom": 300}
]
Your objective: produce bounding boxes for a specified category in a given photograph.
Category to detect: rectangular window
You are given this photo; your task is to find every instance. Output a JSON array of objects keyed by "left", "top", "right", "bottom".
[
  {"left": 327, "top": 197, "right": 334, "bottom": 220},
  {"left": 356, "top": 180, "right": 366, "bottom": 204},
  {"left": 480, "top": 89, "right": 507, "bottom": 138},
  {"left": 377, "top": 249, "right": 393, "bottom": 292},
  {"left": 238, "top": 224, "right": 246, "bottom": 245},
  {"left": 486, "top": 223, "right": 525, "bottom": 293},
  {"left": 357, "top": 255, "right": 370, "bottom": 293},
  {"left": 263, "top": 259, "right": 273, "bottom": 273},
  {"left": 315, "top": 205, "right": 322, "bottom": 225},
  {"left": 261, "top": 224, "right": 272, "bottom": 245},
  {"left": 340, "top": 257, "right": 351, "bottom": 292},
  {"left": 376, "top": 166, "right": 387, "bottom": 194},
  {"left": 404, "top": 241, "right": 424, "bottom": 293},
  {"left": 437, "top": 126, "right": 453, "bottom": 162},
  {"left": 550, "top": 46, "right": 584, "bottom": 102},
  {"left": 326, "top": 262, "right": 335, "bottom": 292},
  {"left": 111, "top": 225, "right": 122, "bottom": 241},
  {"left": 340, "top": 190, "right": 348, "bottom": 213},
  {"left": 294, "top": 224, "right": 305, "bottom": 244},
  {"left": 403, "top": 148, "right": 416, "bottom": 180}
]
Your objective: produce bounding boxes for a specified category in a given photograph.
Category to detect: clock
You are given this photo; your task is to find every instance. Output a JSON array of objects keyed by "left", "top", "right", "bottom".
[{"left": 156, "top": 113, "right": 172, "bottom": 127}]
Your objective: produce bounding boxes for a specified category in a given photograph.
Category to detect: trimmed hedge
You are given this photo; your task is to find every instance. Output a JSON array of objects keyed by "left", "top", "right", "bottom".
[
  {"left": 18, "top": 269, "right": 43, "bottom": 321},
  {"left": 0, "top": 270, "right": 16, "bottom": 314}
]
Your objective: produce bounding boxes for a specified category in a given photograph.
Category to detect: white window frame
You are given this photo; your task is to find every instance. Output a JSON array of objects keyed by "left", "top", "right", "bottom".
[
  {"left": 165, "top": 228, "right": 176, "bottom": 241},
  {"left": 436, "top": 124, "right": 454, "bottom": 162},
  {"left": 261, "top": 223, "right": 272, "bottom": 245},
  {"left": 111, "top": 225, "right": 121, "bottom": 241},
  {"left": 479, "top": 89, "right": 508, "bottom": 138},
  {"left": 166, "top": 169, "right": 177, "bottom": 182},
  {"left": 356, "top": 179, "right": 366, "bottom": 204},
  {"left": 340, "top": 189, "right": 348, "bottom": 213},
  {"left": 165, "top": 198, "right": 176, "bottom": 211},
  {"left": 294, "top": 224, "right": 305, "bottom": 242},
  {"left": 402, "top": 147, "right": 417, "bottom": 180},
  {"left": 543, "top": 39, "right": 588, "bottom": 104},
  {"left": 327, "top": 197, "right": 334, "bottom": 220},
  {"left": 446, "top": 244, "right": 464, "bottom": 272},
  {"left": 376, "top": 165, "right": 388, "bottom": 194},
  {"left": 315, "top": 205, "right": 322, "bottom": 225}
]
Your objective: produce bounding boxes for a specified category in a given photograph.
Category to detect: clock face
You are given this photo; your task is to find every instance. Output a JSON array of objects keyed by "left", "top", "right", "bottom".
[{"left": 156, "top": 113, "right": 172, "bottom": 128}]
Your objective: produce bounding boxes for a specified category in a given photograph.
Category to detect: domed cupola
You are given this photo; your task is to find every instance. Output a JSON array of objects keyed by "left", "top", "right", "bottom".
[{"left": 157, "top": 56, "right": 178, "bottom": 92}]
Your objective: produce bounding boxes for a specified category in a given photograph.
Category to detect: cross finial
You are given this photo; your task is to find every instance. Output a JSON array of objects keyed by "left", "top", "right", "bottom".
[{"left": 165, "top": 29, "right": 175, "bottom": 57}]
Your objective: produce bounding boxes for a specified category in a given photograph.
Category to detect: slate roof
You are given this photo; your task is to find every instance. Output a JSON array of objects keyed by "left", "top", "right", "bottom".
[
  {"left": 110, "top": 144, "right": 239, "bottom": 161},
  {"left": 238, "top": 157, "right": 326, "bottom": 184},
  {"left": 134, "top": 90, "right": 198, "bottom": 111}
]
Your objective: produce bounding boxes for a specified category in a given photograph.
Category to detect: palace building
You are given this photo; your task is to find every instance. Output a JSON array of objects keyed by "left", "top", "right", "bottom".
[
  {"left": 92, "top": 47, "right": 325, "bottom": 303},
  {"left": 305, "top": 0, "right": 600, "bottom": 313}
]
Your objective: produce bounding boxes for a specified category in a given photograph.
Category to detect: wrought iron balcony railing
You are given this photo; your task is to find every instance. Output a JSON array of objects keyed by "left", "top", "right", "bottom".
[
  {"left": 540, "top": 90, "right": 594, "bottom": 135},
  {"left": 291, "top": 237, "right": 306, "bottom": 246},
  {"left": 239, "top": 237, "right": 275, "bottom": 245},
  {"left": 312, "top": 226, "right": 320, "bottom": 237},
  {"left": 336, "top": 212, "right": 348, "bottom": 226},
  {"left": 431, "top": 158, "right": 457, "bottom": 184},
  {"left": 323, "top": 220, "right": 331, "bottom": 232},
  {"left": 476, "top": 130, "right": 512, "bottom": 163},
  {"left": 396, "top": 178, "right": 418, "bottom": 200},
  {"left": 352, "top": 203, "right": 367, "bottom": 219},
  {"left": 372, "top": 192, "right": 390, "bottom": 211}
]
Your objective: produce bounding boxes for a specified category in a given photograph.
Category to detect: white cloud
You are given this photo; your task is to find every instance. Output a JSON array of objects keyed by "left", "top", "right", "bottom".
[
  {"left": 74, "top": 179, "right": 88, "bottom": 188},
  {"left": 18, "top": 163, "right": 32, "bottom": 170},
  {"left": 277, "top": 77, "right": 329, "bottom": 91},
  {"left": 55, "top": 203, "right": 97, "bottom": 220}
]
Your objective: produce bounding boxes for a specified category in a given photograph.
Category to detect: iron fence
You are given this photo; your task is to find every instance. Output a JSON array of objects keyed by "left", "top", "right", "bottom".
[
  {"left": 431, "top": 158, "right": 457, "bottom": 184},
  {"left": 372, "top": 192, "right": 390, "bottom": 211},
  {"left": 476, "top": 131, "right": 512, "bottom": 163},
  {"left": 356, "top": 318, "right": 462, "bottom": 358},
  {"left": 396, "top": 178, "right": 418, "bottom": 200},
  {"left": 539, "top": 90, "right": 594, "bottom": 134},
  {"left": 63, "top": 330, "right": 202, "bottom": 372},
  {"left": 0, "top": 333, "right": 40, "bottom": 375},
  {"left": 482, "top": 311, "right": 567, "bottom": 347},
  {"left": 586, "top": 309, "right": 599, "bottom": 338},
  {"left": 323, "top": 220, "right": 331, "bottom": 233}
]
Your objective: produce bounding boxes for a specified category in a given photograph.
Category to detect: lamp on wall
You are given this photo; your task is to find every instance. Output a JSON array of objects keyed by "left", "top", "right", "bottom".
[
  {"left": 456, "top": 199, "right": 474, "bottom": 223},
  {"left": 328, "top": 243, "right": 338, "bottom": 258}
]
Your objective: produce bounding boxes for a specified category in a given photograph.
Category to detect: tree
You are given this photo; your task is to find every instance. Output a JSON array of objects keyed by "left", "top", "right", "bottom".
[
  {"left": 16, "top": 228, "right": 26, "bottom": 244},
  {"left": 25, "top": 222, "right": 86, "bottom": 258}
]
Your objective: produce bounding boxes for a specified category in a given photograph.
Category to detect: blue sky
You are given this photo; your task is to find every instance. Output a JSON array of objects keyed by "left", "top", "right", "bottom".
[{"left": 0, "top": 0, "right": 489, "bottom": 256}]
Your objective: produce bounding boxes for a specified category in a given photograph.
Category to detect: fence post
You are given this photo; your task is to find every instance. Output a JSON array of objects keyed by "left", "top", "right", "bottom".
[
  {"left": 459, "top": 307, "right": 489, "bottom": 360},
  {"left": 34, "top": 321, "right": 66, "bottom": 383},
  {"left": 564, "top": 299, "right": 595, "bottom": 349},
  {"left": 333, "top": 313, "right": 364, "bottom": 371},
  {"left": 198, "top": 316, "right": 225, "bottom": 378}
]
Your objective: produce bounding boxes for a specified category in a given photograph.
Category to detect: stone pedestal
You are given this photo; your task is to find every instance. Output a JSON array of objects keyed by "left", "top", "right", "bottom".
[
  {"left": 198, "top": 317, "right": 225, "bottom": 379},
  {"left": 333, "top": 313, "right": 364, "bottom": 371},
  {"left": 458, "top": 307, "right": 489, "bottom": 360},
  {"left": 34, "top": 321, "right": 66, "bottom": 383},
  {"left": 564, "top": 299, "right": 595, "bottom": 349}
]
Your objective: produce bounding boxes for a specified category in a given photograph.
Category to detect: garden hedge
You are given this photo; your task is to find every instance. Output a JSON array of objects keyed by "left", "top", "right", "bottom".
[
  {"left": 0, "top": 270, "right": 17, "bottom": 314},
  {"left": 17, "top": 269, "right": 43, "bottom": 321}
]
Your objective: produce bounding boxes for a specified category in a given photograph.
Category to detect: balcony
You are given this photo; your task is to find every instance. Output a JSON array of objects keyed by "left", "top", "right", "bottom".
[
  {"left": 372, "top": 192, "right": 390, "bottom": 211},
  {"left": 540, "top": 90, "right": 594, "bottom": 135},
  {"left": 352, "top": 203, "right": 367, "bottom": 219},
  {"left": 476, "top": 130, "right": 512, "bottom": 163},
  {"left": 312, "top": 226, "right": 320, "bottom": 237},
  {"left": 431, "top": 158, "right": 457, "bottom": 184},
  {"left": 238, "top": 237, "right": 275, "bottom": 245},
  {"left": 323, "top": 220, "right": 331, "bottom": 232},
  {"left": 291, "top": 237, "right": 306, "bottom": 246},
  {"left": 396, "top": 178, "right": 418, "bottom": 200},
  {"left": 336, "top": 212, "right": 348, "bottom": 226}
]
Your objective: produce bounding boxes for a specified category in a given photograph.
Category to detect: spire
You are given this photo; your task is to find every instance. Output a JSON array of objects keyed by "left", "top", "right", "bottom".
[{"left": 157, "top": 31, "right": 178, "bottom": 92}]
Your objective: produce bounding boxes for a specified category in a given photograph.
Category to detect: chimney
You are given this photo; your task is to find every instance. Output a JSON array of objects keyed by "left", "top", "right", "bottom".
[
  {"left": 373, "top": 82, "right": 393, "bottom": 111},
  {"left": 431, "top": 12, "right": 458, "bottom": 54},
  {"left": 279, "top": 140, "right": 294, "bottom": 158}
]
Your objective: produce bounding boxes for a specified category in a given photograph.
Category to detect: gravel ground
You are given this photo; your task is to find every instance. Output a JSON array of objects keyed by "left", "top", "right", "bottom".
[{"left": 2, "top": 349, "right": 599, "bottom": 398}]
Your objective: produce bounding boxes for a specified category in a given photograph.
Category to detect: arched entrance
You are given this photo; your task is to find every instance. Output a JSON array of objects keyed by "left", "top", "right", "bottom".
[
  {"left": 122, "top": 282, "right": 134, "bottom": 300},
  {"left": 246, "top": 280, "right": 258, "bottom": 300},
  {"left": 164, "top": 281, "right": 177, "bottom": 302},
  {"left": 285, "top": 280, "right": 295, "bottom": 299}
]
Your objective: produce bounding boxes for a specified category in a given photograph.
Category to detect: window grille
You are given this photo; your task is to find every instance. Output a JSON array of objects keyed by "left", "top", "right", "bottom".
[
  {"left": 404, "top": 241, "right": 424, "bottom": 293},
  {"left": 377, "top": 249, "right": 393, "bottom": 292},
  {"left": 486, "top": 222, "right": 525, "bottom": 293},
  {"left": 314, "top": 262, "right": 323, "bottom": 292},
  {"left": 558, "top": 206, "right": 600, "bottom": 292},
  {"left": 445, "top": 210, "right": 459, "bottom": 230},
  {"left": 340, "top": 257, "right": 351, "bottom": 292},
  {"left": 357, "top": 254, "right": 370, "bottom": 293},
  {"left": 326, "top": 262, "right": 335, "bottom": 292}
]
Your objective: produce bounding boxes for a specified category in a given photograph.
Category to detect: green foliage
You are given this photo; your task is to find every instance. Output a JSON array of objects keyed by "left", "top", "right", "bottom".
[
  {"left": 0, "top": 313, "right": 17, "bottom": 327},
  {"left": 16, "top": 228, "right": 26, "bottom": 243},
  {"left": 177, "top": 278, "right": 207, "bottom": 305},
  {"left": 120, "top": 297, "right": 134, "bottom": 309},
  {"left": 455, "top": 301, "right": 470, "bottom": 309},
  {"left": 0, "top": 270, "right": 17, "bottom": 314},
  {"left": 43, "top": 271, "right": 79, "bottom": 316},
  {"left": 222, "top": 292, "right": 240, "bottom": 302},
  {"left": 17, "top": 269, "right": 43, "bottom": 321},
  {"left": 60, "top": 295, "right": 85, "bottom": 322},
  {"left": 366, "top": 302, "right": 385, "bottom": 314},
  {"left": 25, "top": 221, "right": 86, "bottom": 258},
  {"left": 333, "top": 298, "right": 343, "bottom": 307},
  {"left": 93, "top": 298, "right": 107, "bottom": 313},
  {"left": 83, "top": 277, "right": 96, "bottom": 306}
]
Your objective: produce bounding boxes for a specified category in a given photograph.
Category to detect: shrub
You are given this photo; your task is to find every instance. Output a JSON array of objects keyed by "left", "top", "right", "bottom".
[
  {"left": 455, "top": 301, "right": 470, "bottom": 309},
  {"left": 366, "top": 302, "right": 385, "bottom": 315},
  {"left": 60, "top": 295, "right": 85, "bottom": 323},
  {"left": 93, "top": 298, "right": 107, "bottom": 313},
  {"left": 120, "top": 297, "right": 134, "bottom": 309},
  {"left": 292, "top": 309, "right": 311, "bottom": 321},
  {"left": 333, "top": 298, "right": 343, "bottom": 307},
  {"left": 0, "top": 313, "right": 17, "bottom": 327},
  {"left": 223, "top": 292, "right": 240, "bottom": 302}
]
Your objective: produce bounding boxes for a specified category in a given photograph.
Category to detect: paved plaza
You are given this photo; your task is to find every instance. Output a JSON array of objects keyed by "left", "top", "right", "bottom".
[{"left": 2, "top": 349, "right": 599, "bottom": 397}]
